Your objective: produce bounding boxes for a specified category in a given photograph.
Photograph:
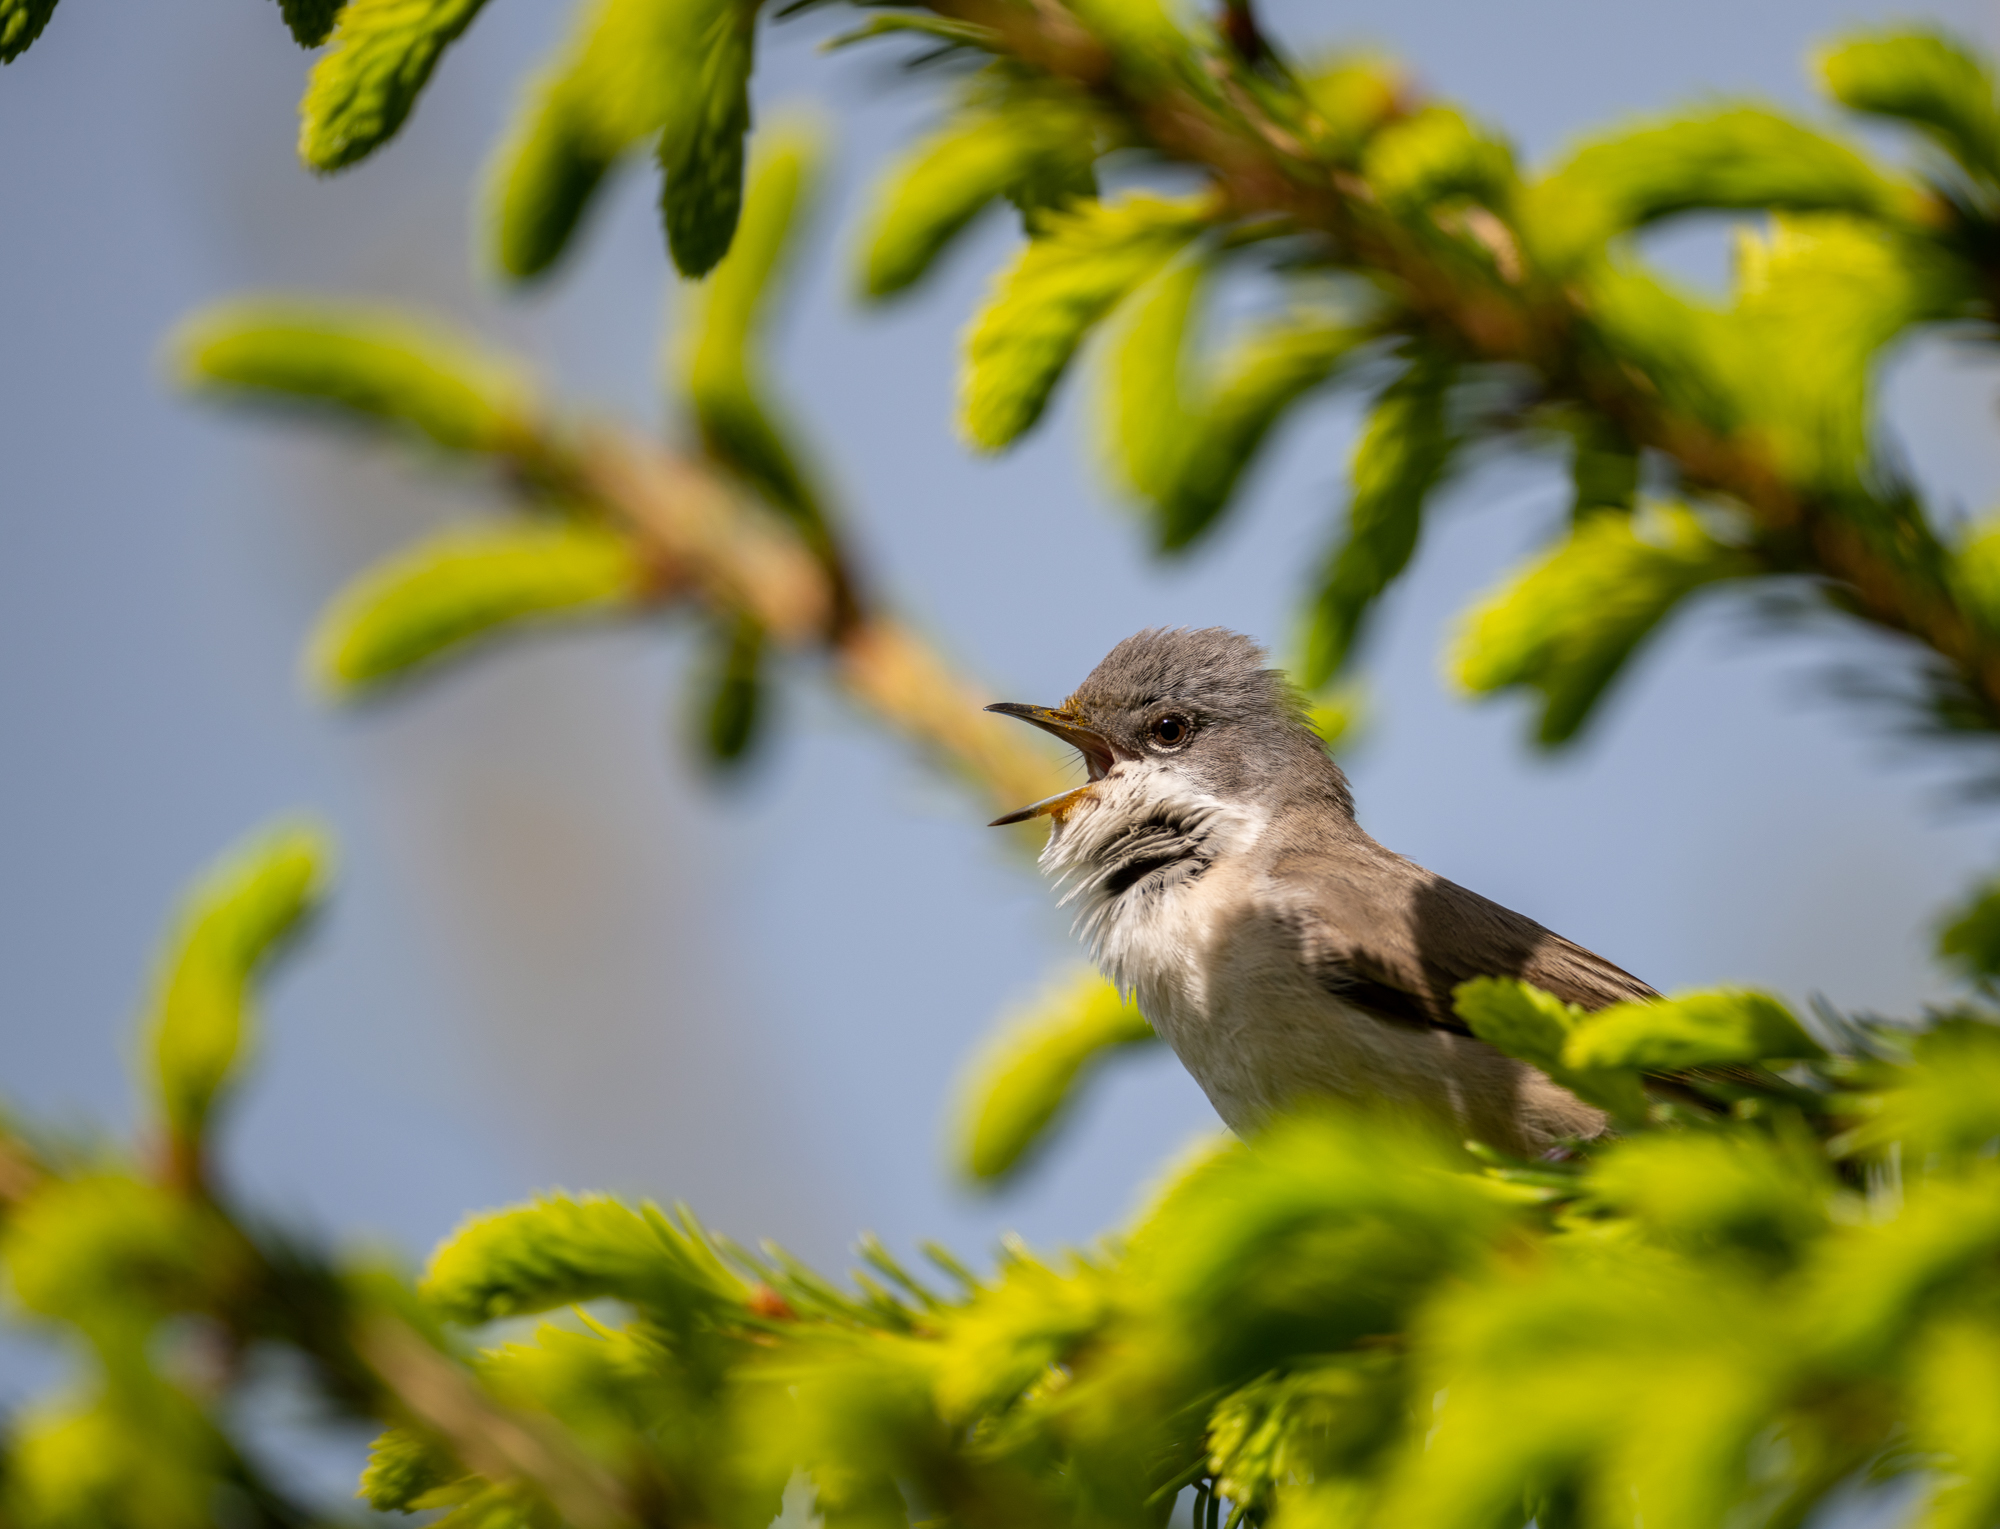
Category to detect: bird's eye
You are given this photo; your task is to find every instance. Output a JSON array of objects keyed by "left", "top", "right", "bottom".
[{"left": 1149, "top": 713, "right": 1192, "bottom": 749}]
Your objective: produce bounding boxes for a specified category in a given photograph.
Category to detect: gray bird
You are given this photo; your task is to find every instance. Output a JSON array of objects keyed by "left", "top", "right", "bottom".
[{"left": 986, "top": 626, "right": 1658, "bottom": 1157}]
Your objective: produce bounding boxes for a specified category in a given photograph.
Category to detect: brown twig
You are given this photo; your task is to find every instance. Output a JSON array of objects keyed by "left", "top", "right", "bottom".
[{"left": 558, "top": 430, "right": 1066, "bottom": 818}]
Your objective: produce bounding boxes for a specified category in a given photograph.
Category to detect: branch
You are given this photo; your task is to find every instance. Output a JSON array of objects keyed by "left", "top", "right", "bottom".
[
  {"left": 563, "top": 426, "right": 1066, "bottom": 817},
  {"left": 927, "top": 0, "right": 2000, "bottom": 729}
]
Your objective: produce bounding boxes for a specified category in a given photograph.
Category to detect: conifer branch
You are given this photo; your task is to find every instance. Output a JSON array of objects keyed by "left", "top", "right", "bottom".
[{"left": 923, "top": 0, "right": 2000, "bottom": 729}]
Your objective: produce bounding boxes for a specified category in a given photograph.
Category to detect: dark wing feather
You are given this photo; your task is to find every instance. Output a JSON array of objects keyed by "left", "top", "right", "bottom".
[
  {"left": 1278, "top": 840, "right": 1656, "bottom": 1036},
  {"left": 1279, "top": 835, "right": 1767, "bottom": 1101}
]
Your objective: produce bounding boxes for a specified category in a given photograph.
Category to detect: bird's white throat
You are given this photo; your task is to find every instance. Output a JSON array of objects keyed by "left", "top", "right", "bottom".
[{"left": 1038, "top": 763, "right": 1267, "bottom": 994}]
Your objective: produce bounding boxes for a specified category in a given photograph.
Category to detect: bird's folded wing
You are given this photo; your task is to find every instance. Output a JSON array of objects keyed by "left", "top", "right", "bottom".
[{"left": 1282, "top": 845, "right": 1657, "bottom": 1038}]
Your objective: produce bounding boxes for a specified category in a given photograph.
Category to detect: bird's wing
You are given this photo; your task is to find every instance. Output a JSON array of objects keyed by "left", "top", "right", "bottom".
[{"left": 1275, "top": 840, "right": 1657, "bottom": 1038}]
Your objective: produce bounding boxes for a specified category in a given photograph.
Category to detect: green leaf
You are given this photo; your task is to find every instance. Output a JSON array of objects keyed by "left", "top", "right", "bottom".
[
  {"left": 1910, "top": 1319, "right": 2000, "bottom": 1529},
  {"left": 1726, "top": 214, "right": 1970, "bottom": 485},
  {"left": 1206, "top": 1355, "right": 1402, "bottom": 1513},
  {"left": 1299, "top": 360, "right": 1457, "bottom": 687},
  {"left": 169, "top": 299, "right": 534, "bottom": 455},
  {"left": 1938, "top": 874, "right": 2000, "bottom": 982},
  {"left": 860, "top": 94, "right": 1101, "bottom": 299},
  {"left": 960, "top": 193, "right": 1213, "bottom": 451},
  {"left": 144, "top": 821, "right": 334, "bottom": 1142},
  {"left": 679, "top": 124, "right": 832, "bottom": 535},
  {"left": 3, "top": 1174, "right": 218, "bottom": 1331},
  {"left": 1564, "top": 412, "right": 1639, "bottom": 520},
  {"left": 422, "top": 1194, "right": 744, "bottom": 1325},
  {"left": 6, "top": 1395, "right": 221, "bottom": 1529},
  {"left": 306, "top": 521, "right": 646, "bottom": 700},
  {"left": 1099, "top": 255, "right": 1206, "bottom": 505},
  {"left": 1099, "top": 261, "right": 1361, "bottom": 551},
  {"left": 276, "top": 0, "right": 345, "bottom": 48},
  {"left": 1297, "top": 55, "right": 1405, "bottom": 163},
  {"left": 1166, "top": 317, "right": 1362, "bottom": 550},
  {"left": 481, "top": 0, "right": 756, "bottom": 282},
  {"left": 1302, "top": 681, "right": 1366, "bottom": 754},
  {"left": 1450, "top": 506, "right": 1755, "bottom": 746},
  {"left": 1951, "top": 513, "right": 2000, "bottom": 642},
  {"left": 1062, "top": 0, "right": 1192, "bottom": 78},
  {"left": 1844, "top": 1018, "right": 2000, "bottom": 1163},
  {"left": 694, "top": 613, "right": 767, "bottom": 766},
  {"left": 0, "top": 0, "right": 59, "bottom": 62},
  {"left": 655, "top": 5, "right": 755, "bottom": 277},
  {"left": 359, "top": 1428, "right": 460, "bottom": 1512},
  {"left": 823, "top": 13, "right": 997, "bottom": 53},
  {"left": 1818, "top": 28, "right": 2000, "bottom": 188},
  {"left": 482, "top": 69, "right": 617, "bottom": 283},
  {"left": 951, "top": 969, "right": 1155, "bottom": 1184},
  {"left": 1452, "top": 977, "right": 1649, "bottom": 1126},
  {"left": 1127, "top": 1108, "right": 1516, "bottom": 1381},
  {"left": 1563, "top": 989, "right": 1823, "bottom": 1073},
  {"left": 1814, "top": 1166, "right": 2000, "bottom": 1364},
  {"left": 1587, "top": 1132, "right": 1833, "bottom": 1265},
  {"left": 298, "top": 0, "right": 492, "bottom": 173},
  {"left": 1361, "top": 106, "right": 1514, "bottom": 213},
  {"left": 1526, "top": 106, "right": 1910, "bottom": 269}
]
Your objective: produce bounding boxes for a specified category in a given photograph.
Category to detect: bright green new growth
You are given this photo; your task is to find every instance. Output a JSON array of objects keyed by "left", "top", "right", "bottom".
[
  {"left": 306, "top": 521, "right": 646, "bottom": 699},
  {"left": 422, "top": 1193, "right": 746, "bottom": 1324},
  {"left": 679, "top": 124, "right": 830, "bottom": 535},
  {"left": 951, "top": 968, "right": 1154, "bottom": 1183},
  {"left": 299, "top": 0, "right": 493, "bottom": 172},
  {"left": 655, "top": 0, "right": 755, "bottom": 277},
  {"left": 143, "top": 821, "right": 332, "bottom": 1144},
  {"left": 169, "top": 298, "right": 534, "bottom": 455},
  {"left": 1565, "top": 989, "right": 1824, "bottom": 1071},
  {"left": 1525, "top": 106, "right": 1909, "bottom": 270},
  {"left": 960, "top": 193, "right": 1215, "bottom": 451},
  {"left": 1819, "top": 27, "right": 2000, "bottom": 189},
  {"left": 0, "top": 0, "right": 58, "bottom": 63},
  {"left": 1939, "top": 875, "right": 2000, "bottom": 984},
  {"left": 695, "top": 612, "right": 767, "bottom": 765},
  {"left": 1295, "top": 55, "right": 1405, "bottom": 161},
  {"left": 861, "top": 93, "right": 1101, "bottom": 299},
  {"left": 483, "top": 0, "right": 757, "bottom": 282},
  {"left": 1300, "top": 361, "right": 1457, "bottom": 688},
  {"left": 1451, "top": 507, "right": 1755, "bottom": 745},
  {"left": 1361, "top": 105, "right": 1514, "bottom": 214},
  {"left": 1099, "top": 258, "right": 1362, "bottom": 551},
  {"left": 1099, "top": 255, "right": 1205, "bottom": 505},
  {"left": 358, "top": 1428, "right": 455, "bottom": 1513},
  {"left": 1953, "top": 511, "right": 2000, "bottom": 637},
  {"left": 1451, "top": 977, "right": 1649, "bottom": 1125},
  {"left": 484, "top": 67, "right": 618, "bottom": 283},
  {"left": 276, "top": 0, "right": 345, "bottom": 48},
  {"left": 16, "top": 820, "right": 2000, "bottom": 1529}
]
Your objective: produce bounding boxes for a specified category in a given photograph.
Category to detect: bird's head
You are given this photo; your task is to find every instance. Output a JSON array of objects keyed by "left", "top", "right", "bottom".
[{"left": 985, "top": 627, "right": 1348, "bottom": 827}]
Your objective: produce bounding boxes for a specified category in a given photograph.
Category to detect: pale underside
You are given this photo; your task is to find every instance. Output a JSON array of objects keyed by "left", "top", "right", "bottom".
[{"left": 1042, "top": 762, "right": 1612, "bottom": 1158}]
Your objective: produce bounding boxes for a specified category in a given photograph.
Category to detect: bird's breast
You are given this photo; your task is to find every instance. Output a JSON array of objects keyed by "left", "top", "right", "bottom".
[{"left": 1086, "top": 862, "right": 1607, "bottom": 1154}]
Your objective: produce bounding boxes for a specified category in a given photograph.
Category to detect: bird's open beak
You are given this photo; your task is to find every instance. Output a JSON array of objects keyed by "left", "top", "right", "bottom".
[{"left": 984, "top": 702, "right": 1114, "bottom": 827}]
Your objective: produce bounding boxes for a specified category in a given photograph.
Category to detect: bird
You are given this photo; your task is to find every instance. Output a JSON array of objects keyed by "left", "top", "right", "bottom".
[{"left": 984, "top": 626, "right": 1661, "bottom": 1158}]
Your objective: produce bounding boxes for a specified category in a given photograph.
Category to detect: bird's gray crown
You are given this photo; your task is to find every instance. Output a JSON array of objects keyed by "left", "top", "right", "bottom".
[
  {"left": 1071, "top": 627, "right": 1299, "bottom": 724},
  {"left": 1069, "top": 627, "right": 1352, "bottom": 815}
]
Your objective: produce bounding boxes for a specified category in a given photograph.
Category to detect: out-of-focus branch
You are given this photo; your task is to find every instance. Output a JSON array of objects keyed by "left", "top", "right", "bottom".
[
  {"left": 926, "top": 0, "right": 2000, "bottom": 729},
  {"left": 567, "top": 427, "right": 1065, "bottom": 818},
  {"left": 354, "top": 1312, "right": 639, "bottom": 1529}
]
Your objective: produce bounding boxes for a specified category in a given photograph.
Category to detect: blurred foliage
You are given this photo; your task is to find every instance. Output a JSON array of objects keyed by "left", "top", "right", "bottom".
[
  {"left": 11, "top": 832, "right": 2000, "bottom": 1527},
  {"left": 0, "top": 0, "right": 56, "bottom": 63},
  {"left": 951, "top": 968, "right": 1154, "bottom": 1184},
  {"left": 11, "top": 1, "right": 2000, "bottom": 1526},
  {"left": 304, "top": 520, "right": 648, "bottom": 699}
]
